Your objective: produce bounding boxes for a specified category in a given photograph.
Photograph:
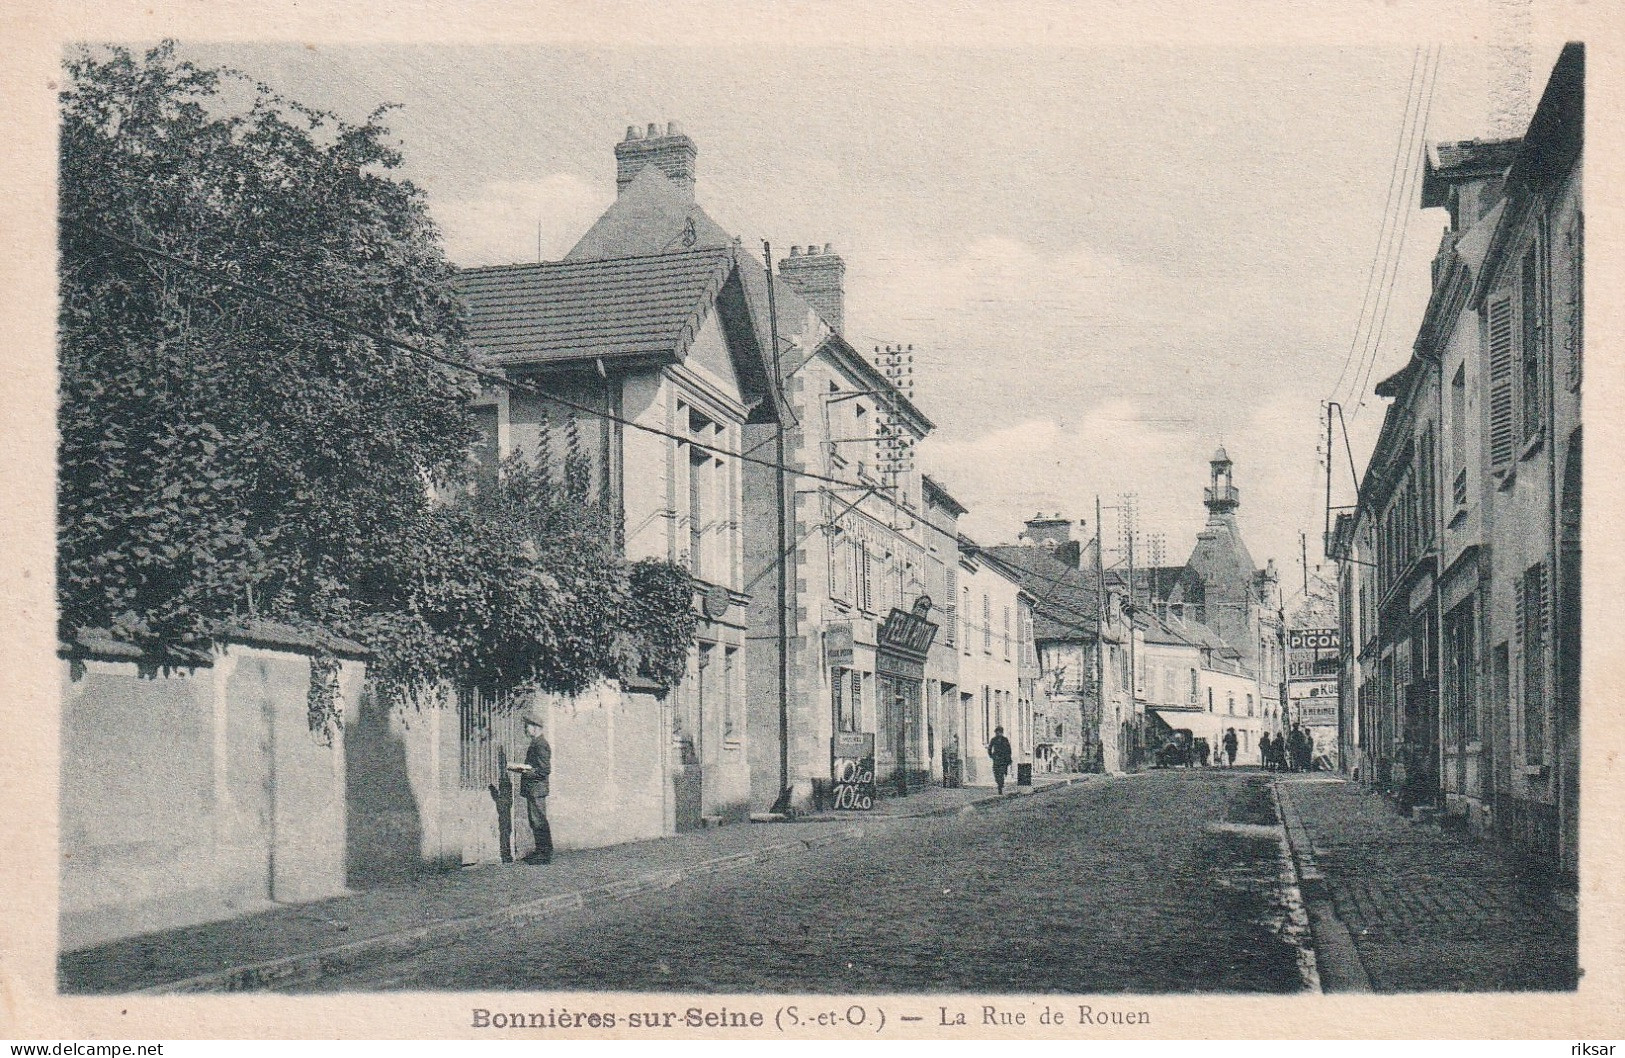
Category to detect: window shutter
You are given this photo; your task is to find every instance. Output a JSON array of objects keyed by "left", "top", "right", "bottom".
[
  {"left": 1513, "top": 576, "right": 1526, "bottom": 665},
  {"left": 1487, "top": 295, "right": 1516, "bottom": 467},
  {"left": 1567, "top": 215, "right": 1584, "bottom": 392}
]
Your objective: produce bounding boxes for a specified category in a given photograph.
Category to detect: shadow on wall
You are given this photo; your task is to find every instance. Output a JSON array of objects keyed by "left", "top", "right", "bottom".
[{"left": 344, "top": 689, "right": 423, "bottom": 888}]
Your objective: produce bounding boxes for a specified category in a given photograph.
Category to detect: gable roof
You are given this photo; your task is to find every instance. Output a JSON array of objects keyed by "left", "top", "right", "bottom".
[
  {"left": 982, "top": 544, "right": 1101, "bottom": 641},
  {"left": 564, "top": 164, "right": 736, "bottom": 262},
  {"left": 454, "top": 246, "right": 738, "bottom": 370},
  {"left": 732, "top": 257, "right": 934, "bottom": 435}
]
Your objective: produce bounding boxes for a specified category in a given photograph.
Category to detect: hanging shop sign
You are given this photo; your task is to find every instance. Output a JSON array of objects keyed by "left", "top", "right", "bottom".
[
  {"left": 830, "top": 731, "right": 876, "bottom": 811},
  {"left": 824, "top": 622, "right": 855, "bottom": 668},
  {"left": 1297, "top": 700, "right": 1340, "bottom": 726},
  {"left": 878, "top": 599, "right": 938, "bottom": 659},
  {"left": 1289, "top": 679, "right": 1338, "bottom": 701},
  {"left": 1287, "top": 628, "right": 1339, "bottom": 651}
]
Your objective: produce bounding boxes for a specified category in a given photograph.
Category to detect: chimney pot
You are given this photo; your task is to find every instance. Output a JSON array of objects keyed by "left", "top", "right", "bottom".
[
  {"left": 614, "top": 121, "right": 698, "bottom": 198},
  {"left": 824, "top": 243, "right": 833, "bottom": 254},
  {"left": 667, "top": 120, "right": 681, "bottom": 135},
  {"left": 789, "top": 245, "right": 801, "bottom": 256}
]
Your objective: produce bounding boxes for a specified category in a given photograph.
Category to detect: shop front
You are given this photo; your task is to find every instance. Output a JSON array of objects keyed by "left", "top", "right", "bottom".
[{"left": 873, "top": 598, "right": 937, "bottom": 795}]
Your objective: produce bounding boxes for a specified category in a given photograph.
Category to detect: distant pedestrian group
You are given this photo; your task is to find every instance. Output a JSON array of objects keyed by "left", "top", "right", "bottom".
[{"left": 1261, "top": 725, "right": 1316, "bottom": 772}]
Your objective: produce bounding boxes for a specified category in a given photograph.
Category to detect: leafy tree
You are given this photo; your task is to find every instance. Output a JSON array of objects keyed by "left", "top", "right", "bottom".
[
  {"left": 59, "top": 41, "right": 478, "bottom": 648},
  {"left": 59, "top": 43, "right": 700, "bottom": 705}
]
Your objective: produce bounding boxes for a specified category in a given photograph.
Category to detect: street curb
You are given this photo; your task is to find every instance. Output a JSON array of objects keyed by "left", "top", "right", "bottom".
[
  {"left": 1272, "top": 781, "right": 1373, "bottom": 994},
  {"left": 138, "top": 824, "right": 866, "bottom": 995}
]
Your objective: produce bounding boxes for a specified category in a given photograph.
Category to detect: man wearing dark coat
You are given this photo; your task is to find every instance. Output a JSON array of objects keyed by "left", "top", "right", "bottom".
[
  {"left": 987, "top": 726, "right": 1013, "bottom": 794},
  {"left": 508, "top": 711, "right": 553, "bottom": 864}
]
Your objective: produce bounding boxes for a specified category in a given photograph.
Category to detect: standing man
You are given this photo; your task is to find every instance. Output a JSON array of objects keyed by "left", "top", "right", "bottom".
[
  {"left": 1259, "top": 732, "right": 1274, "bottom": 771},
  {"left": 508, "top": 708, "right": 553, "bottom": 864},
  {"left": 1222, "top": 727, "right": 1238, "bottom": 768},
  {"left": 987, "top": 726, "right": 1013, "bottom": 795}
]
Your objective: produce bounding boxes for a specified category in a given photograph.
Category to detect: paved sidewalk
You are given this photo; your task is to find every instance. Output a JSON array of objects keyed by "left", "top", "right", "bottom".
[
  {"left": 60, "top": 774, "right": 1087, "bottom": 995},
  {"left": 1276, "top": 776, "right": 1577, "bottom": 992}
]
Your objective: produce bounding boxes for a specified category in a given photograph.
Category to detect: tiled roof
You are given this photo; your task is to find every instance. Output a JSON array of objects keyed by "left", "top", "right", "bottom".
[
  {"left": 563, "top": 164, "right": 736, "bottom": 263},
  {"left": 982, "top": 544, "right": 1100, "bottom": 640},
  {"left": 1421, "top": 137, "right": 1521, "bottom": 208},
  {"left": 454, "top": 247, "right": 737, "bottom": 369}
]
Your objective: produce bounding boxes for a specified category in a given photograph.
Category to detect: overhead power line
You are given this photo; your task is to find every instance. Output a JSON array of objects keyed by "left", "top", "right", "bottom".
[
  {"left": 1328, "top": 46, "right": 1425, "bottom": 406},
  {"left": 67, "top": 217, "right": 877, "bottom": 495},
  {"left": 1350, "top": 45, "right": 1441, "bottom": 420}
]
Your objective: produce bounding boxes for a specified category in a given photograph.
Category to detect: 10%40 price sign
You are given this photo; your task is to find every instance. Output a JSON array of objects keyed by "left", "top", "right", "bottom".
[{"left": 831, "top": 731, "right": 876, "bottom": 811}]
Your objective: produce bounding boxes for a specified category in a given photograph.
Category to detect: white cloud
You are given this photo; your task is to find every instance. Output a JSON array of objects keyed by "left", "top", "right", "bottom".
[
  {"left": 433, "top": 174, "right": 612, "bottom": 267},
  {"left": 921, "top": 387, "right": 1330, "bottom": 579}
]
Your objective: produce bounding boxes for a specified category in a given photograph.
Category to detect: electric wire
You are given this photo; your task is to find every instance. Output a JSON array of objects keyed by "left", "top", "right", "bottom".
[
  {"left": 66, "top": 217, "right": 879, "bottom": 495},
  {"left": 1345, "top": 44, "right": 1435, "bottom": 412},
  {"left": 1350, "top": 45, "right": 1441, "bottom": 420},
  {"left": 1328, "top": 47, "right": 1425, "bottom": 405}
]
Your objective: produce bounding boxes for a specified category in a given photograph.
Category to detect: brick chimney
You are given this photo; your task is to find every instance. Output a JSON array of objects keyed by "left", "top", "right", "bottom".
[
  {"left": 778, "top": 243, "right": 845, "bottom": 333},
  {"left": 615, "top": 121, "right": 697, "bottom": 198},
  {"left": 1022, "top": 513, "right": 1083, "bottom": 568}
]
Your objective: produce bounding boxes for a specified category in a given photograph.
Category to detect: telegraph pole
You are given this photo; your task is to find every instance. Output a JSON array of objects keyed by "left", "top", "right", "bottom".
[
  {"left": 763, "top": 242, "right": 791, "bottom": 808},
  {"left": 1095, "top": 495, "right": 1106, "bottom": 772},
  {"left": 1301, "top": 529, "right": 1310, "bottom": 600}
]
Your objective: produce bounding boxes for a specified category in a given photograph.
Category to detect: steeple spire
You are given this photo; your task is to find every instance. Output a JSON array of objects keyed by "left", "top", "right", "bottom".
[{"left": 1204, "top": 446, "right": 1240, "bottom": 520}]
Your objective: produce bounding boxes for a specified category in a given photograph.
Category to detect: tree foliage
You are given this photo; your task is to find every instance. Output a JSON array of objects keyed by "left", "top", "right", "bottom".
[
  {"left": 59, "top": 43, "right": 699, "bottom": 703},
  {"left": 59, "top": 41, "right": 477, "bottom": 647}
]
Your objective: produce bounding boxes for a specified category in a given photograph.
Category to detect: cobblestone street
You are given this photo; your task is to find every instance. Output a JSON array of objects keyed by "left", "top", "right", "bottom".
[
  {"left": 1278, "top": 778, "right": 1578, "bottom": 992},
  {"left": 296, "top": 770, "right": 1307, "bottom": 994}
]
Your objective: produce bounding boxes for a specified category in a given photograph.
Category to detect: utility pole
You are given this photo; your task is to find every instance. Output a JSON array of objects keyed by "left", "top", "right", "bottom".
[
  {"left": 1095, "top": 495, "right": 1106, "bottom": 773},
  {"left": 1126, "top": 519, "right": 1137, "bottom": 753},
  {"left": 1301, "top": 529, "right": 1310, "bottom": 600},
  {"left": 763, "top": 242, "right": 791, "bottom": 809},
  {"left": 1323, "top": 402, "right": 1334, "bottom": 553}
]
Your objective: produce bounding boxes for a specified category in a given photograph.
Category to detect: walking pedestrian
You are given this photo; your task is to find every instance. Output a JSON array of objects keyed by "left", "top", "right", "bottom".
[
  {"left": 1196, "top": 738, "right": 1211, "bottom": 768},
  {"left": 507, "top": 708, "right": 553, "bottom": 864},
  {"left": 988, "top": 726, "right": 1013, "bottom": 794},
  {"left": 1222, "top": 727, "right": 1238, "bottom": 768},
  {"left": 1259, "top": 732, "right": 1273, "bottom": 771}
]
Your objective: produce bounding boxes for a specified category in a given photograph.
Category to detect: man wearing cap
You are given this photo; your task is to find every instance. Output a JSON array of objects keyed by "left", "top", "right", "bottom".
[{"left": 508, "top": 711, "right": 553, "bottom": 864}]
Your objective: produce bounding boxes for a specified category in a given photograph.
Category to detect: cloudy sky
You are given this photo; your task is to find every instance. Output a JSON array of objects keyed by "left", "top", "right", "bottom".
[{"left": 185, "top": 39, "right": 1556, "bottom": 579}]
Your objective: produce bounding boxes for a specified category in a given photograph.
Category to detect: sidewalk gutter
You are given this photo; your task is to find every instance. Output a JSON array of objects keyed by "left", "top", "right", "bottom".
[
  {"left": 139, "top": 824, "right": 865, "bottom": 995},
  {"left": 1271, "top": 781, "right": 1371, "bottom": 994}
]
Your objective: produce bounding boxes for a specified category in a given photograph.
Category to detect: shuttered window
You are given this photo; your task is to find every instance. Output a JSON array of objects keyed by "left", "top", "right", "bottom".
[
  {"left": 1487, "top": 295, "right": 1517, "bottom": 467},
  {"left": 1519, "top": 246, "right": 1545, "bottom": 443},
  {"left": 1516, "top": 563, "right": 1550, "bottom": 765},
  {"left": 1566, "top": 214, "right": 1584, "bottom": 392}
]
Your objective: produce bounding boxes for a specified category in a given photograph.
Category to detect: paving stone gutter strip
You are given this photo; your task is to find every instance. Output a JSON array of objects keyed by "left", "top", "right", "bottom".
[
  {"left": 140, "top": 824, "right": 866, "bottom": 995},
  {"left": 1271, "top": 781, "right": 1373, "bottom": 994}
]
